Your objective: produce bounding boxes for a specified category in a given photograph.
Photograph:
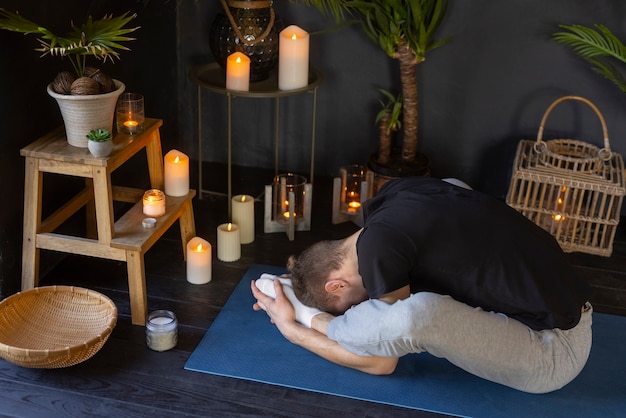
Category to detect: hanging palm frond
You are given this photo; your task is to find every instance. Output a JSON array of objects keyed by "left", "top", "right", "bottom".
[
  {"left": 553, "top": 24, "right": 626, "bottom": 93},
  {"left": 0, "top": 9, "right": 139, "bottom": 77}
]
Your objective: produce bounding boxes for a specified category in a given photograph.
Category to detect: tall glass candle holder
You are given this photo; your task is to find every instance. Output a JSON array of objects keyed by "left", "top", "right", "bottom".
[
  {"left": 272, "top": 173, "right": 307, "bottom": 225},
  {"left": 340, "top": 164, "right": 366, "bottom": 214},
  {"left": 116, "top": 93, "right": 145, "bottom": 134}
]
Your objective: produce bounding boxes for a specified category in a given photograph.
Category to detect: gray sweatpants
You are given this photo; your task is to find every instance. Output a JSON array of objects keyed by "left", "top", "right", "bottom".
[{"left": 326, "top": 292, "right": 592, "bottom": 394}]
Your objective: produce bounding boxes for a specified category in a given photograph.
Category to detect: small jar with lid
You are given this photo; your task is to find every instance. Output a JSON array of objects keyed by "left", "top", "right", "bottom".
[
  {"left": 142, "top": 189, "right": 166, "bottom": 217},
  {"left": 146, "top": 310, "right": 178, "bottom": 352}
]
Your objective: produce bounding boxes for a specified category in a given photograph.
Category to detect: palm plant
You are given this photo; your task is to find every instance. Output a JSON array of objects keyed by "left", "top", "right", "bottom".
[
  {"left": 0, "top": 9, "right": 139, "bottom": 94},
  {"left": 553, "top": 24, "right": 626, "bottom": 93},
  {"left": 294, "top": 0, "right": 450, "bottom": 171},
  {"left": 375, "top": 89, "right": 402, "bottom": 165}
]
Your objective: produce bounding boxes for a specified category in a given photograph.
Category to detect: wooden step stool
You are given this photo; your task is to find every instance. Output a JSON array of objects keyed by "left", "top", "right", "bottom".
[{"left": 20, "top": 119, "right": 196, "bottom": 325}]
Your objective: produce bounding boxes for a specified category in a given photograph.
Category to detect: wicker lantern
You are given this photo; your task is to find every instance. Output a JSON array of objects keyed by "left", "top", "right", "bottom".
[{"left": 506, "top": 96, "right": 625, "bottom": 257}]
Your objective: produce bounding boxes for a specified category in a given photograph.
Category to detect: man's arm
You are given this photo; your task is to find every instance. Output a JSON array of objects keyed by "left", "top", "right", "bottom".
[{"left": 251, "top": 280, "right": 398, "bottom": 375}]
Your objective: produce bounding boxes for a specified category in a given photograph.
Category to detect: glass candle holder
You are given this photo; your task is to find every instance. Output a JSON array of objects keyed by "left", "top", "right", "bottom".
[
  {"left": 116, "top": 93, "right": 145, "bottom": 134},
  {"left": 143, "top": 189, "right": 166, "bottom": 217},
  {"left": 340, "top": 164, "right": 366, "bottom": 214},
  {"left": 272, "top": 173, "right": 307, "bottom": 225},
  {"left": 145, "top": 310, "right": 178, "bottom": 352}
]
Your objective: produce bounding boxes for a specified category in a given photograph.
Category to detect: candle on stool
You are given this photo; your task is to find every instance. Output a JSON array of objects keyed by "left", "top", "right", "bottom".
[
  {"left": 278, "top": 25, "right": 309, "bottom": 90},
  {"left": 116, "top": 93, "right": 145, "bottom": 134},
  {"left": 186, "top": 236, "right": 212, "bottom": 284},
  {"left": 226, "top": 52, "right": 251, "bottom": 91},
  {"left": 164, "top": 149, "right": 190, "bottom": 197},
  {"left": 217, "top": 223, "right": 241, "bottom": 262},
  {"left": 142, "top": 189, "right": 166, "bottom": 217},
  {"left": 232, "top": 194, "right": 255, "bottom": 244},
  {"left": 124, "top": 119, "right": 139, "bottom": 133}
]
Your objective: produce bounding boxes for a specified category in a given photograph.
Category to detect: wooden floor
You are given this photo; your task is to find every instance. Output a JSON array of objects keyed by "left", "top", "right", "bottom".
[{"left": 1, "top": 164, "right": 625, "bottom": 417}]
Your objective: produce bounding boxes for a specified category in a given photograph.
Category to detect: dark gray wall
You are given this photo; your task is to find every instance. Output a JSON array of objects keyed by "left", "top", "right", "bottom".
[
  {"left": 177, "top": 1, "right": 626, "bottom": 198},
  {"left": 2, "top": 1, "right": 626, "bottom": 297}
]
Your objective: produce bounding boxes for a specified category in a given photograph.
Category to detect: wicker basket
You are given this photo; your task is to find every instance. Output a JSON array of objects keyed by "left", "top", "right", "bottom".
[
  {"left": 0, "top": 286, "right": 117, "bottom": 368},
  {"left": 506, "top": 96, "right": 625, "bottom": 257}
]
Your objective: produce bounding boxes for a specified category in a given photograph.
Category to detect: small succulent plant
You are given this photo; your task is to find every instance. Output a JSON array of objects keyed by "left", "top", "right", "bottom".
[{"left": 86, "top": 129, "right": 112, "bottom": 142}]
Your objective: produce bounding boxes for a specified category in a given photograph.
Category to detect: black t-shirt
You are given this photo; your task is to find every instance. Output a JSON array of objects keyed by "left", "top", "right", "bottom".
[{"left": 357, "top": 177, "right": 590, "bottom": 331}]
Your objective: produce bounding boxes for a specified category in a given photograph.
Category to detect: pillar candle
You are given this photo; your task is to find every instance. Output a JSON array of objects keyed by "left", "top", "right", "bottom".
[
  {"left": 217, "top": 223, "right": 241, "bottom": 262},
  {"left": 232, "top": 194, "right": 255, "bottom": 244},
  {"left": 164, "top": 149, "right": 190, "bottom": 197},
  {"left": 278, "top": 25, "right": 309, "bottom": 90},
  {"left": 186, "top": 237, "right": 212, "bottom": 284},
  {"left": 226, "top": 52, "right": 250, "bottom": 92}
]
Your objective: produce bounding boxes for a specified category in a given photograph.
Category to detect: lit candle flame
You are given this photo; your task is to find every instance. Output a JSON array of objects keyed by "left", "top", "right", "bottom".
[
  {"left": 227, "top": 223, "right": 233, "bottom": 232},
  {"left": 552, "top": 186, "right": 567, "bottom": 222},
  {"left": 291, "top": 33, "right": 297, "bottom": 40},
  {"left": 195, "top": 243, "right": 203, "bottom": 252},
  {"left": 241, "top": 195, "right": 246, "bottom": 202},
  {"left": 174, "top": 155, "right": 180, "bottom": 164},
  {"left": 236, "top": 56, "right": 242, "bottom": 64}
]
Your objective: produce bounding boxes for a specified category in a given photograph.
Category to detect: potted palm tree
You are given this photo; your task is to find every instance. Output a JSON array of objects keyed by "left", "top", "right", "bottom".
[
  {"left": 0, "top": 9, "right": 139, "bottom": 148},
  {"left": 295, "top": 0, "right": 450, "bottom": 182}
]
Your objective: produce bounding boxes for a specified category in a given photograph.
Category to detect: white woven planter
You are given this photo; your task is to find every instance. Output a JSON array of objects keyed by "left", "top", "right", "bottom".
[{"left": 47, "top": 80, "right": 125, "bottom": 148}]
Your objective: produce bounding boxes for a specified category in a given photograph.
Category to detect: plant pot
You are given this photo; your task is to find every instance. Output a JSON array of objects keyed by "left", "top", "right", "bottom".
[
  {"left": 47, "top": 80, "right": 125, "bottom": 148},
  {"left": 368, "top": 153, "right": 430, "bottom": 194},
  {"left": 87, "top": 140, "right": 113, "bottom": 158}
]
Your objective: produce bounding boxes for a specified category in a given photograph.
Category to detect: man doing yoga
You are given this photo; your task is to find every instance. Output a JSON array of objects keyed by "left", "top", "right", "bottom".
[{"left": 251, "top": 177, "right": 592, "bottom": 393}]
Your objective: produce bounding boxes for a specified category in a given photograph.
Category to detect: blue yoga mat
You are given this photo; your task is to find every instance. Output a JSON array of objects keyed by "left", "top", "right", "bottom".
[{"left": 185, "top": 264, "right": 626, "bottom": 418}]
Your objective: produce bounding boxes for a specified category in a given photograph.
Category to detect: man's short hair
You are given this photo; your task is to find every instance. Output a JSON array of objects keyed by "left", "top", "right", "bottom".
[{"left": 287, "top": 239, "right": 347, "bottom": 312}]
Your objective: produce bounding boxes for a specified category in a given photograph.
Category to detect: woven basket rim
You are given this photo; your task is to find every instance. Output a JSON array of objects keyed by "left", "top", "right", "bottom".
[
  {"left": 0, "top": 285, "right": 117, "bottom": 366},
  {"left": 534, "top": 138, "right": 612, "bottom": 165}
]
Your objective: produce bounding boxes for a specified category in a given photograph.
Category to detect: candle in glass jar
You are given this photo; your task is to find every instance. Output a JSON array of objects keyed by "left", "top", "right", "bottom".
[
  {"left": 146, "top": 310, "right": 178, "bottom": 352},
  {"left": 186, "top": 236, "right": 212, "bottom": 284},
  {"left": 164, "top": 149, "right": 190, "bottom": 197},
  {"left": 217, "top": 222, "right": 241, "bottom": 262},
  {"left": 142, "top": 189, "right": 166, "bottom": 217},
  {"left": 226, "top": 52, "right": 250, "bottom": 91},
  {"left": 232, "top": 194, "right": 255, "bottom": 244},
  {"left": 346, "top": 191, "right": 361, "bottom": 213},
  {"left": 116, "top": 93, "right": 145, "bottom": 134},
  {"left": 279, "top": 25, "right": 309, "bottom": 90}
]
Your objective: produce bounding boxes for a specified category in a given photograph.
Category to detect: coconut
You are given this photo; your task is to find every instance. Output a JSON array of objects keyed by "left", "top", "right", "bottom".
[
  {"left": 70, "top": 77, "right": 101, "bottom": 95},
  {"left": 51, "top": 71, "right": 76, "bottom": 95},
  {"left": 92, "top": 72, "right": 117, "bottom": 93}
]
